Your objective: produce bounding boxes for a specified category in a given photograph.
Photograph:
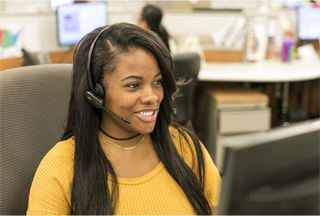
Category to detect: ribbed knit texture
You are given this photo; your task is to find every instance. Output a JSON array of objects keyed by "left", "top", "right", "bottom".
[
  {"left": 0, "top": 64, "right": 72, "bottom": 215},
  {"left": 27, "top": 127, "right": 221, "bottom": 215}
]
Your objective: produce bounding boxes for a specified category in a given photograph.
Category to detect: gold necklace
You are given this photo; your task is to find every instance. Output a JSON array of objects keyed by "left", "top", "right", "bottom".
[{"left": 100, "top": 132, "right": 145, "bottom": 150}]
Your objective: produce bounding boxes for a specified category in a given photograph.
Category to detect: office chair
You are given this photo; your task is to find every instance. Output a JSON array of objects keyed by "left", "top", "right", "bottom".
[
  {"left": 0, "top": 64, "right": 72, "bottom": 214},
  {"left": 172, "top": 52, "right": 201, "bottom": 130}
]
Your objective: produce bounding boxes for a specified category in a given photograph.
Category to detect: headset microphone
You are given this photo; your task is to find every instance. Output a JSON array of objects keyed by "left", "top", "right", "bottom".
[
  {"left": 85, "top": 25, "right": 131, "bottom": 124},
  {"left": 85, "top": 91, "right": 131, "bottom": 124}
]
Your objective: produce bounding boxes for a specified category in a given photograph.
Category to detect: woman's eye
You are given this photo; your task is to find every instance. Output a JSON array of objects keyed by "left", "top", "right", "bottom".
[
  {"left": 154, "top": 79, "right": 163, "bottom": 86},
  {"left": 127, "top": 83, "right": 139, "bottom": 89}
]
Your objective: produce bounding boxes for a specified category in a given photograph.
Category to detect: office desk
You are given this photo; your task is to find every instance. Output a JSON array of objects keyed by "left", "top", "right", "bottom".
[
  {"left": 198, "top": 60, "right": 320, "bottom": 82},
  {"left": 198, "top": 59, "right": 320, "bottom": 124},
  {"left": 197, "top": 60, "right": 320, "bottom": 169},
  {"left": 0, "top": 50, "right": 74, "bottom": 72}
]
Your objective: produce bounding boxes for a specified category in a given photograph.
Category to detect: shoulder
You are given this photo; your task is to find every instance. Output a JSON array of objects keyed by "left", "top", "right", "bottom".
[
  {"left": 168, "top": 125, "right": 217, "bottom": 171},
  {"left": 33, "top": 136, "right": 75, "bottom": 184},
  {"left": 42, "top": 137, "right": 75, "bottom": 163},
  {"left": 33, "top": 137, "right": 75, "bottom": 178},
  {"left": 168, "top": 126, "right": 197, "bottom": 168},
  {"left": 27, "top": 137, "right": 75, "bottom": 214},
  {"left": 168, "top": 126, "right": 221, "bottom": 211},
  {"left": 37, "top": 137, "right": 75, "bottom": 181},
  {"left": 168, "top": 125, "right": 191, "bottom": 150}
]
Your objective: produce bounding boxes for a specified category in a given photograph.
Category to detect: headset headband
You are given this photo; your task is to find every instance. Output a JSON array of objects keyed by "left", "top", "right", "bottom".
[{"left": 86, "top": 25, "right": 110, "bottom": 92}]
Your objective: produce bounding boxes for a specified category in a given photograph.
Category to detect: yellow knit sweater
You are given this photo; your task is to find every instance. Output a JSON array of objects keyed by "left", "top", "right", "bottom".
[{"left": 27, "top": 127, "right": 221, "bottom": 215}]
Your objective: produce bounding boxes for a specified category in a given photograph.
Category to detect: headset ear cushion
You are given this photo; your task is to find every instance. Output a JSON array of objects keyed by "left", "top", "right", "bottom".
[{"left": 94, "top": 82, "right": 105, "bottom": 99}]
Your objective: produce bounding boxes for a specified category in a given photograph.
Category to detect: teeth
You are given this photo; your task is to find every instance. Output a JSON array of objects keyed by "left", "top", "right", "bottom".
[{"left": 139, "top": 111, "right": 154, "bottom": 116}]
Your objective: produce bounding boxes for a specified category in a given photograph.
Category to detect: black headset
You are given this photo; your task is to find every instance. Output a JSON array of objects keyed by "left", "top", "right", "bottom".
[{"left": 84, "top": 25, "right": 131, "bottom": 124}]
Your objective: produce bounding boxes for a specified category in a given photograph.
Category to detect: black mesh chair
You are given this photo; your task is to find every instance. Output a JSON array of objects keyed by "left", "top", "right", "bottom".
[
  {"left": 0, "top": 64, "right": 72, "bottom": 214},
  {"left": 172, "top": 52, "right": 201, "bottom": 130}
]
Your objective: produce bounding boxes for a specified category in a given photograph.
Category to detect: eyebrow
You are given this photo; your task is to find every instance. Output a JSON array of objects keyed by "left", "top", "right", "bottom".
[
  {"left": 121, "top": 72, "right": 162, "bottom": 82},
  {"left": 154, "top": 72, "right": 162, "bottom": 78}
]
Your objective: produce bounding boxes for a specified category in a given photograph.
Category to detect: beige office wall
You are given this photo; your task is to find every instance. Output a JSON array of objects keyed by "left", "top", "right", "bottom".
[
  {"left": 0, "top": 1, "right": 148, "bottom": 13},
  {"left": 156, "top": 0, "right": 286, "bottom": 10},
  {"left": 107, "top": 1, "right": 146, "bottom": 12},
  {"left": 162, "top": 12, "right": 243, "bottom": 36},
  {"left": 0, "top": 1, "right": 51, "bottom": 13},
  {"left": 170, "top": 1, "right": 210, "bottom": 10},
  {"left": 217, "top": 0, "right": 285, "bottom": 10}
]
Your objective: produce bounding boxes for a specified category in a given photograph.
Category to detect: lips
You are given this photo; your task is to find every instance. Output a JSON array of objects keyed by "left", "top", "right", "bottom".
[{"left": 135, "top": 109, "right": 158, "bottom": 122}]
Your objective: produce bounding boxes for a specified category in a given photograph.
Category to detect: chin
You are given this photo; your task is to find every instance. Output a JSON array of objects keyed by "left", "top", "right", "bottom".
[{"left": 134, "top": 122, "right": 157, "bottom": 135}]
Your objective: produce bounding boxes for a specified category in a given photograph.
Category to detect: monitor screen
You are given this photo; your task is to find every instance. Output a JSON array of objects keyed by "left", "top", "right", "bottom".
[
  {"left": 285, "top": 0, "right": 302, "bottom": 8},
  {"left": 57, "top": 2, "right": 107, "bottom": 46},
  {"left": 298, "top": 7, "right": 320, "bottom": 40},
  {"left": 51, "top": 0, "right": 74, "bottom": 12},
  {"left": 217, "top": 119, "right": 320, "bottom": 215}
]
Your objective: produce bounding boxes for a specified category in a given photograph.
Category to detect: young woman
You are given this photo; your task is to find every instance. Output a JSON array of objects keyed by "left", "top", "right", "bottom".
[
  {"left": 137, "top": 4, "right": 176, "bottom": 53},
  {"left": 27, "top": 22, "right": 221, "bottom": 215}
]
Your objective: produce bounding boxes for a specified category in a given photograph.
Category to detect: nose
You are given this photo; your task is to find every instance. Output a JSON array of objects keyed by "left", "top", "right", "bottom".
[
  {"left": 141, "top": 87, "right": 159, "bottom": 104},
  {"left": 141, "top": 94, "right": 158, "bottom": 104}
]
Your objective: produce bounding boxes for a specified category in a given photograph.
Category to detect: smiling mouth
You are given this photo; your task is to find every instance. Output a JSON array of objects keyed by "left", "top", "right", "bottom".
[
  {"left": 135, "top": 110, "right": 158, "bottom": 122},
  {"left": 139, "top": 111, "right": 155, "bottom": 116}
]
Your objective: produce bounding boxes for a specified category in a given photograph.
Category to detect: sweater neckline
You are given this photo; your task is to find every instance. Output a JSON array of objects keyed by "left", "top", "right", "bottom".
[{"left": 114, "top": 162, "right": 164, "bottom": 185}]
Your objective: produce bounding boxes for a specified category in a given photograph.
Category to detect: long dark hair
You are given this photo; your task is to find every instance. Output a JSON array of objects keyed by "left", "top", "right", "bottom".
[
  {"left": 141, "top": 4, "right": 171, "bottom": 52},
  {"left": 62, "top": 22, "right": 211, "bottom": 215}
]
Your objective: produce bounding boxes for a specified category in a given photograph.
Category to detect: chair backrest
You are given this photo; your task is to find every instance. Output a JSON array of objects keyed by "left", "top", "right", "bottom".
[
  {"left": 0, "top": 64, "right": 72, "bottom": 214},
  {"left": 172, "top": 52, "right": 201, "bottom": 127}
]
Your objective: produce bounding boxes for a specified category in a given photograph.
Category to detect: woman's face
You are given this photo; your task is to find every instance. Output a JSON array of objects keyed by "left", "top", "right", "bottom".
[{"left": 101, "top": 48, "right": 164, "bottom": 136}]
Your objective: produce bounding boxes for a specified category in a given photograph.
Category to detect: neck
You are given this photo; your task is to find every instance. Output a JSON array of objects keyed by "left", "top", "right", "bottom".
[
  {"left": 99, "top": 126, "right": 140, "bottom": 141},
  {"left": 99, "top": 133, "right": 160, "bottom": 178}
]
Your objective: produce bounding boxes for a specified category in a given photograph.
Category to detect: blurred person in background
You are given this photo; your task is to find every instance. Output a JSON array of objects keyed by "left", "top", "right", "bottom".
[{"left": 137, "top": 4, "right": 177, "bottom": 54}]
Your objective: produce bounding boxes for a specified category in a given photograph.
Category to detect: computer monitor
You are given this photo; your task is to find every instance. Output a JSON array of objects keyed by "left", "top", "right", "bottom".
[
  {"left": 285, "top": 0, "right": 302, "bottom": 8},
  {"left": 218, "top": 119, "right": 320, "bottom": 215},
  {"left": 51, "top": 0, "right": 74, "bottom": 12},
  {"left": 298, "top": 7, "right": 320, "bottom": 40},
  {"left": 56, "top": 2, "right": 107, "bottom": 46}
]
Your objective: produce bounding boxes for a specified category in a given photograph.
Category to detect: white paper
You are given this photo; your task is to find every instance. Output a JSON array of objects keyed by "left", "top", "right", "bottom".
[
  {"left": 224, "top": 17, "right": 246, "bottom": 48},
  {"left": 234, "top": 27, "right": 247, "bottom": 49},
  {"left": 297, "top": 44, "right": 319, "bottom": 60},
  {"left": 210, "top": 17, "right": 236, "bottom": 47}
]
